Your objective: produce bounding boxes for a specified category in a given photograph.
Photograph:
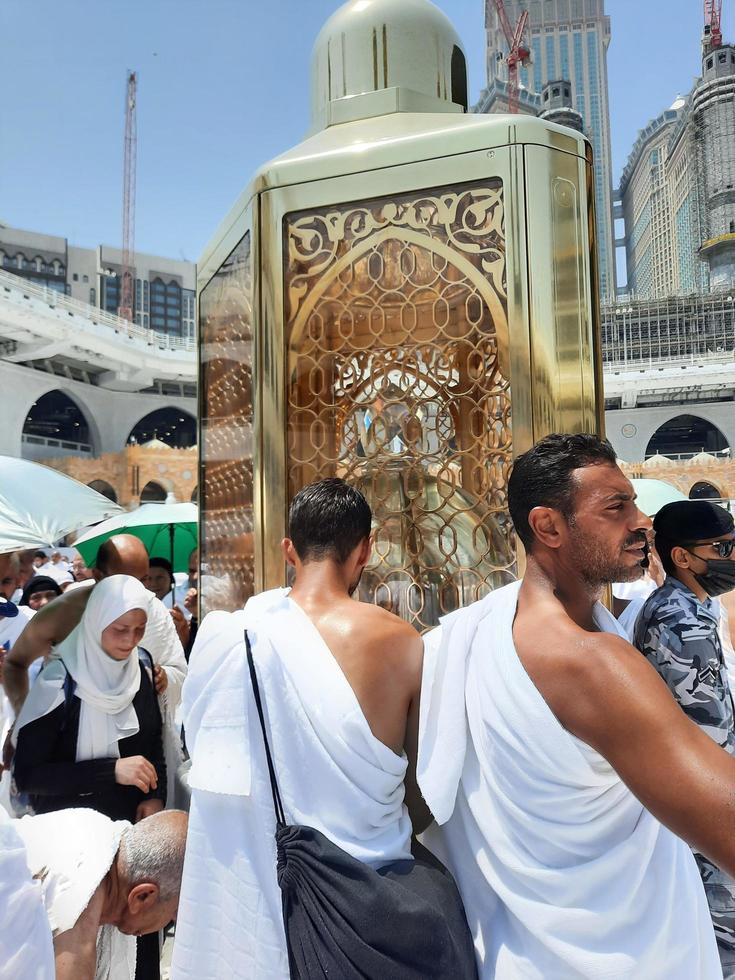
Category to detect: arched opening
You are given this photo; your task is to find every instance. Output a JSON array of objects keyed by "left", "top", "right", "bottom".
[
  {"left": 451, "top": 45, "right": 468, "bottom": 112},
  {"left": 689, "top": 481, "right": 723, "bottom": 501},
  {"left": 140, "top": 481, "right": 167, "bottom": 503},
  {"left": 88, "top": 480, "right": 118, "bottom": 503},
  {"left": 645, "top": 414, "right": 729, "bottom": 459},
  {"left": 22, "top": 390, "right": 93, "bottom": 459},
  {"left": 127, "top": 408, "right": 196, "bottom": 449},
  {"left": 190, "top": 485, "right": 198, "bottom": 503}
]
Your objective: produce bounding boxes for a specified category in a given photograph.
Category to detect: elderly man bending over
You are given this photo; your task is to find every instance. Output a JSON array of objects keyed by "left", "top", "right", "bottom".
[{"left": 14, "top": 806, "right": 187, "bottom": 980}]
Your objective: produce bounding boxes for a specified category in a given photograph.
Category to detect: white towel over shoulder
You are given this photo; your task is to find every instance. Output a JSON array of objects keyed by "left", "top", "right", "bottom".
[
  {"left": 418, "top": 581, "right": 721, "bottom": 980},
  {"left": 14, "top": 808, "right": 134, "bottom": 980},
  {"left": 171, "top": 588, "right": 413, "bottom": 980}
]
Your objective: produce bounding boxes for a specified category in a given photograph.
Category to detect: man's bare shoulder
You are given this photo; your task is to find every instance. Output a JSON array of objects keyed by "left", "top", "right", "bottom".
[
  {"left": 351, "top": 601, "right": 421, "bottom": 646},
  {"left": 518, "top": 609, "right": 641, "bottom": 682},
  {"left": 516, "top": 608, "right": 670, "bottom": 742}
]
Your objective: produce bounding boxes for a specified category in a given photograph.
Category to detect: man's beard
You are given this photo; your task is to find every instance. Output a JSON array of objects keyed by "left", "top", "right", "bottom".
[{"left": 568, "top": 523, "right": 647, "bottom": 588}]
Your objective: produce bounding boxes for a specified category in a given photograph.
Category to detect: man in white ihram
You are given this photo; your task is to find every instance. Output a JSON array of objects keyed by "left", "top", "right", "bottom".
[
  {"left": 418, "top": 434, "right": 735, "bottom": 978},
  {"left": 171, "top": 479, "right": 423, "bottom": 979}
]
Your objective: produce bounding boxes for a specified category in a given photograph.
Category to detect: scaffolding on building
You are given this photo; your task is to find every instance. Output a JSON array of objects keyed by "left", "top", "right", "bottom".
[{"left": 601, "top": 292, "right": 735, "bottom": 367}]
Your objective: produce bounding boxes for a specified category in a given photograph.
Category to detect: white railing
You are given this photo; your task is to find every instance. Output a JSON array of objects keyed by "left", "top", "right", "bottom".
[
  {"left": 603, "top": 349, "right": 735, "bottom": 373},
  {"left": 644, "top": 449, "right": 731, "bottom": 461},
  {"left": 0, "top": 268, "right": 195, "bottom": 353}
]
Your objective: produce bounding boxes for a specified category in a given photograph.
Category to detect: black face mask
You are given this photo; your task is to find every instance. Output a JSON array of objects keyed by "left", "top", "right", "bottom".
[{"left": 690, "top": 557, "right": 735, "bottom": 599}]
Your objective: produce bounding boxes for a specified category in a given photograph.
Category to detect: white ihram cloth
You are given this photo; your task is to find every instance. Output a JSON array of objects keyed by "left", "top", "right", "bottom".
[
  {"left": 14, "top": 575, "right": 149, "bottom": 760},
  {"left": 14, "top": 807, "right": 135, "bottom": 980},
  {"left": 0, "top": 807, "right": 54, "bottom": 980},
  {"left": 171, "top": 587, "right": 413, "bottom": 980},
  {"left": 418, "top": 581, "right": 721, "bottom": 979}
]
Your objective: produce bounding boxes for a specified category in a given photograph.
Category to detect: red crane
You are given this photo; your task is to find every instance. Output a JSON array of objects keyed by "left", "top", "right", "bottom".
[
  {"left": 119, "top": 70, "right": 137, "bottom": 323},
  {"left": 704, "top": 0, "right": 723, "bottom": 49},
  {"left": 486, "top": 0, "right": 531, "bottom": 114}
]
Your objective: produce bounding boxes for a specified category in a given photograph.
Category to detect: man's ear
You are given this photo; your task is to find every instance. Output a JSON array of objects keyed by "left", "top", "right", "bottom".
[
  {"left": 527, "top": 507, "right": 565, "bottom": 550},
  {"left": 281, "top": 538, "right": 298, "bottom": 568},
  {"left": 127, "top": 882, "right": 159, "bottom": 915},
  {"left": 357, "top": 534, "right": 373, "bottom": 566},
  {"left": 670, "top": 545, "right": 692, "bottom": 571}
]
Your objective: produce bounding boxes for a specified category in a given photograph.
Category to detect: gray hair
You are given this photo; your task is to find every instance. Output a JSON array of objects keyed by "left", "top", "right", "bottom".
[{"left": 118, "top": 809, "right": 188, "bottom": 903}]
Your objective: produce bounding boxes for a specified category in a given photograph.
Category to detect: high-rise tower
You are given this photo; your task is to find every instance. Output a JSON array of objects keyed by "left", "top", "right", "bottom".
[{"left": 485, "top": 0, "right": 615, "bottom": 299}]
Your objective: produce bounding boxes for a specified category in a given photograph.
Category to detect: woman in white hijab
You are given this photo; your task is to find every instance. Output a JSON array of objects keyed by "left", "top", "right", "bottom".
[{"left": 12, "top": 574, "right": 166, "bottom": 825}]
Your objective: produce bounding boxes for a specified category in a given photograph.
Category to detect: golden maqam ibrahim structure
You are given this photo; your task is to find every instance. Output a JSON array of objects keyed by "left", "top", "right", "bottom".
[{"left": 197, "top": 0, "right": 604, "bottom": 629}]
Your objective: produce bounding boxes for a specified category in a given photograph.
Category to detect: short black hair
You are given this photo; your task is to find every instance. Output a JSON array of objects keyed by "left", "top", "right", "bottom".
[
  {"left": 288, "top": 478, "right": 372, "bottom": 564},
  {"left": 34, "top": 550, "right": 46, "bottom": 560},
  {"left": 508, "top": 433, "right": 618, "bottom": 550},
  {"left": 149, "top": 556, "right": 174, "bottom": 582}
]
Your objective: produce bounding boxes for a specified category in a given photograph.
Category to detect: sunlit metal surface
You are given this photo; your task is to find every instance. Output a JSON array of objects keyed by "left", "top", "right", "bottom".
[
  {"left": 198, "top": 112, "right": 602, "bottom": 628},
  {"left": 198, "top": 229, "right": 256, "bottom": 615}
]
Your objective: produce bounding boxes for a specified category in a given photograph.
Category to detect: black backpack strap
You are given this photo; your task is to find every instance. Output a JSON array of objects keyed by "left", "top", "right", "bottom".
[
  {"left": 244, "top": 629, "right": 285, "bottom": 827},
  {"left": 137, "top": 646, "right": 155, "bottom": 674},
  {"left": 58, "top": 660, "right": 76, "bottom": 732}
]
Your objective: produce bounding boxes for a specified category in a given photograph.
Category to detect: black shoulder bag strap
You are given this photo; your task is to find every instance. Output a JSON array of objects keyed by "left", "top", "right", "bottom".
[{"left": 244, "top": 629, "right": 286, "bottom": 828}]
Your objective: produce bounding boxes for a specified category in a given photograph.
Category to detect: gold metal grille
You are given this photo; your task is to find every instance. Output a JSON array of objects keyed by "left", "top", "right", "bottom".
[
  {"left": 284, "top": 181, "right": 516, "bottom": 631},
  {"left": 199, "top": 232, "right": 255, "bottom": 615}
]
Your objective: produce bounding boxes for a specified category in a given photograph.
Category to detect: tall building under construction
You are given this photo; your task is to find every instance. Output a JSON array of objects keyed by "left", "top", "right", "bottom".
[
  {"left": 620, "top": 16, "right": 735, "bottom": 299},
  {"left": 481, "top": 0, "right": 616, "bottom": 300}
]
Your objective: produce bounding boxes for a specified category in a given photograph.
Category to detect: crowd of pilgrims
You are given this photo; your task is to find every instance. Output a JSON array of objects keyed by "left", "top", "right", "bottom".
[
  {"left": 4, "top": 435, "right": 735, "bottom": 980},
  {"left": 0, "top": 541, "right": 195, "bottom": 979}
]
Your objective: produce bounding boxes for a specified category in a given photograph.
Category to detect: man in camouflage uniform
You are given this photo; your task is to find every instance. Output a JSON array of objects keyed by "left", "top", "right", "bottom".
[{"left": 635, "top": 499, "right": 735, "bottom": 976}]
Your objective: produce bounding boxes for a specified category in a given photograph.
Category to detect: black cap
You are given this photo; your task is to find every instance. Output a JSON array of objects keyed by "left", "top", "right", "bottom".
[{"left": 654, "top": 500, "right": 734, "bottom": 545}]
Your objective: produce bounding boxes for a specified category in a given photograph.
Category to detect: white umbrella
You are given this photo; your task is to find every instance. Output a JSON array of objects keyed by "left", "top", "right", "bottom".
[
  {"left": 630, "top": 478, "right": 688, "bottom": 517},
  {"left": 0, "top": 455, "right": 123, "bottom": 554}
]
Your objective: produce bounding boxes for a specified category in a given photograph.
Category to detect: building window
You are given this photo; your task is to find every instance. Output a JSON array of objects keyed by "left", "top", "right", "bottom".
[
  {"left": 73, "top": 273, "right": 79, "bottom": 281},
  {"left": 103, "top": 275, "right": 120, "bottom": 314},
  {"left": 149, "top": 277, "right": 182, "bottom": 335},
  {"left": 83, "top": 274, "right": 88, "bottom": 283},
  {"left": 90, "top": 287, "right": 96, "bottom": 305},
  {"left": 707, "top": 57, "right": 714, "bottom": 69}
]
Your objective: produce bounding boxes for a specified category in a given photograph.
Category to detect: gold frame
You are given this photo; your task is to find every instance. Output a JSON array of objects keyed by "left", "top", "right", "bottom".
[{"left": 198, "top": 121, "right": 602, "bottom": 601}]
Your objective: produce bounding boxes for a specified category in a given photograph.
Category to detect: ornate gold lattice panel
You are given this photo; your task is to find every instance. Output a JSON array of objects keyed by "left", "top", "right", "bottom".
[
  {"left": 284, "top": 181, "right": 516, "bottom": 632},
  {"left": 199, "top": 232, "right": 255, "bottom": 615}
]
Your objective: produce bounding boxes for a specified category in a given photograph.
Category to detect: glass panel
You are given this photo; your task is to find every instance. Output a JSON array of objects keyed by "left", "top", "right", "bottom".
[
  {"left": 283, "top": 181, "right": 515, "bottom": 633},
  {"left": 199, "top": 231, "right": 254, "bottom": 614}
]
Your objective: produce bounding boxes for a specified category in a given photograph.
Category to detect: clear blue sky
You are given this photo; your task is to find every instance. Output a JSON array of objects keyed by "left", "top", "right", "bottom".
[{"left": 1, "top": 1, "right": 727, "bottom": 261}]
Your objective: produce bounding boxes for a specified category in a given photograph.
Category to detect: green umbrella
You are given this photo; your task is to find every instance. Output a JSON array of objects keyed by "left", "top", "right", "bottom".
[
  {"left": 630, "top": 478, "right": 688, "bottom": 517},
  {"left": 74, "top": 502, "right": 197, "bottom": 573}
]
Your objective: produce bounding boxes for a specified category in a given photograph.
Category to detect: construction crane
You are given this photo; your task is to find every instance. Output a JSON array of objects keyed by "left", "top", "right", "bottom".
[
  {"left": 704, "top": 0, "right": 723, "bottom": 51},
  {"left": 119, "top": 70, "right": 137, "bottom": 323},
  {"left": 486, "top": 0, "right": 531, "bottom": 114}
]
